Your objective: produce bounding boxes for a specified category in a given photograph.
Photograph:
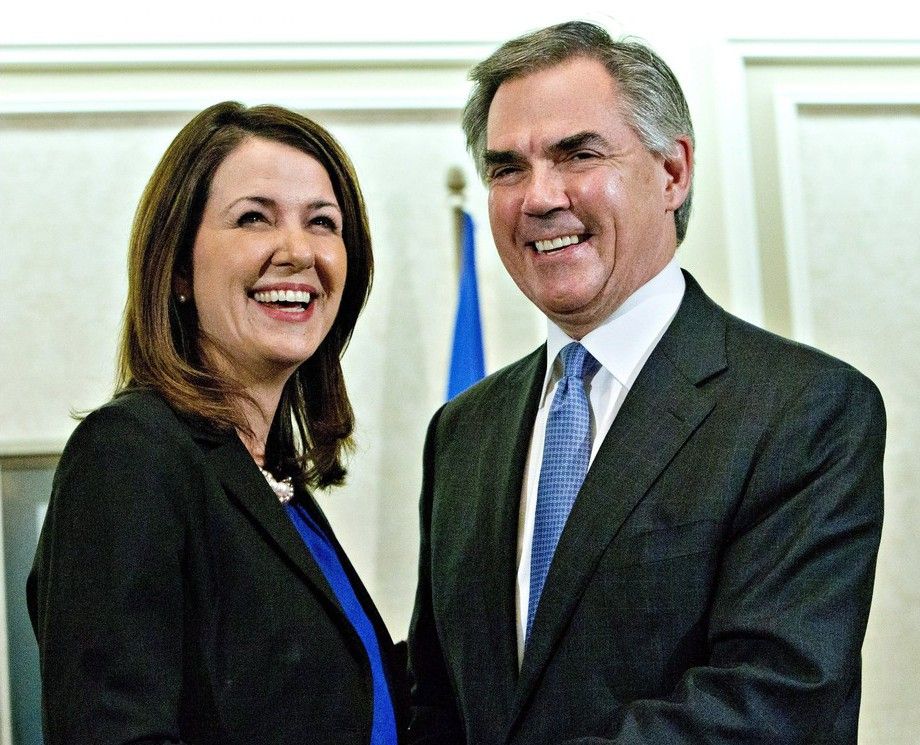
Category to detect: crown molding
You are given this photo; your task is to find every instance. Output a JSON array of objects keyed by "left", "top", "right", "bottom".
[
  {"left": 725, "top": 38, "right": 920, "bottom": 60},
  {"left": 0, "top": 41, "right": 495, "bottom": 70},
  {"left": 0, "top": 41, "right": 485, "bottom": 114}
]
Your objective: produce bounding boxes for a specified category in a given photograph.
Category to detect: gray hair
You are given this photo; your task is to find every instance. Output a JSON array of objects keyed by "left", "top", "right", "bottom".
[{"left": 462, "top": 20, "right": 695, "bottom": 244}]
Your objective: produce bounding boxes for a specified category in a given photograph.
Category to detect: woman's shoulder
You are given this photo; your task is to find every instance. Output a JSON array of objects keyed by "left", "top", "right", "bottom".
[
  {"left": 48, "top": 389, "right": 209, "bottom": 528},
  {"left": 78, "top": 387, "right": 181, "bottom": 436},
  {"left": 64, "top": 388, "right": 198, "bottom": 465}
]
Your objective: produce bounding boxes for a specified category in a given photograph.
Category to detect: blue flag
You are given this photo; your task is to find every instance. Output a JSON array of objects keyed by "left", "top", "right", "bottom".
[{"left": 447, "top": 210, "right": 486, "bottom": 399}]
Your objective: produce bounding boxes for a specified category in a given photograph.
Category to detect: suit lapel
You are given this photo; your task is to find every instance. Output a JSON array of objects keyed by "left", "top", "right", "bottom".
[
  {"left": 199, "top": 430, "right": 347, "bottom": 622},
  {"left": 511, "top": 274, "right": 728, "bottom": 728},
  {"left": 466, "top": 347, "right": 546, "bottom": 719},
  {"left": 303, "top": 489, "right": 408, "bottom": 719},
  {"left": 204, "top": 433, "right": 408, "bottom": 715}
]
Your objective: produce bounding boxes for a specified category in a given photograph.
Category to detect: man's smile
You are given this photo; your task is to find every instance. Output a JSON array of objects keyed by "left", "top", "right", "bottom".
[{"left": 531, "top": 234, "right": 588, "bottom": 253}]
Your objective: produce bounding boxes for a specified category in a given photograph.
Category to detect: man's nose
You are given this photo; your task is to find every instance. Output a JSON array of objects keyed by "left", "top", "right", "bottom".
[{"left": 521, "top": 165, "right": 570, "bottom": 216}]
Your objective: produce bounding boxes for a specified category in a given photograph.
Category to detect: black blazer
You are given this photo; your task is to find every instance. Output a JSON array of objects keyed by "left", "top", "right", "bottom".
[
  {"left": 407, "top": 273, "right": 885, "bottom": 744},
  {"left": 28, "top": 389, "right": 406, "bottom": 745}
]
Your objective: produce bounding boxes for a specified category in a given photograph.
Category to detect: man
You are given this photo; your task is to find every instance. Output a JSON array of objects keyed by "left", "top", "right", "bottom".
[{"left": 407, "top": 20, "right": 885, "bottom": 745}]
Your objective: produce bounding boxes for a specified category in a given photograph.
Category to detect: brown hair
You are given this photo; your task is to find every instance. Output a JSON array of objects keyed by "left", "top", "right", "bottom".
[
  {"left": 118, "top": 101, "right": 372, "bottom": 488},
  {"left": 462, "top": 21, "right": 695, "bottom": 244}
]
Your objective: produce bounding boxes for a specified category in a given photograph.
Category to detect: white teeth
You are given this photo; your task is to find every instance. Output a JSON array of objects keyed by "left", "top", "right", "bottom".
[
  {"left": 534, "top": 234, "right": 580, "bottom": 253},
  {"left": 253, "top": 289, "right": 312, "bottom": 304}
]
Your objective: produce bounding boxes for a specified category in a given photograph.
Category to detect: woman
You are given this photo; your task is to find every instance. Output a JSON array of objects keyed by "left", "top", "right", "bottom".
[{"left": 27, "top": 102, "right": 404, "bottom": 744}]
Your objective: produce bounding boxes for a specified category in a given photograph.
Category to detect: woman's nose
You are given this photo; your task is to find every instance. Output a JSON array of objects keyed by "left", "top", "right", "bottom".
[{"left": 271, "top": 227, "right": 315, "bottom": 271}]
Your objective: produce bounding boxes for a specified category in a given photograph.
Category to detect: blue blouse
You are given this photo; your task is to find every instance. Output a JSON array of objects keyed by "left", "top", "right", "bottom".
[{"left": 284, "top": 502, "right": 397, "bottom": 745}]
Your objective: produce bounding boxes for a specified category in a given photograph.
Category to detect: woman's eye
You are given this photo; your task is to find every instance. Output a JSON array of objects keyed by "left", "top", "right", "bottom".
[
  {"left": 237, "top": 211, "right": 267, "bottom": 226},
  {"left": 312, "top": 215, "right": 340, "bottom": 232}
]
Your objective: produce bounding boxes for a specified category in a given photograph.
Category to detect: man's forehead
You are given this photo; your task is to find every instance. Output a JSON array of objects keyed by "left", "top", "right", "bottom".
[
  {"left": 490, "top": 56, "right": 619, "bottom": 105},
  {"left": 485, "top": 60, "right": 628, "bottom": 152}
]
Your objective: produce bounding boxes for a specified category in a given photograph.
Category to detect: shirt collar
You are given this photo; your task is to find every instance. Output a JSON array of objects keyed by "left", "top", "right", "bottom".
[{"left": 541, "top": 257, "right": 686, "bottom": 404}]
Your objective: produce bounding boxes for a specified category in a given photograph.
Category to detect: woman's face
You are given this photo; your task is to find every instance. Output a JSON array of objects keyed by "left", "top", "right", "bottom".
[{"left": 187, "top": 136, "right": 348, "bottom": 389}]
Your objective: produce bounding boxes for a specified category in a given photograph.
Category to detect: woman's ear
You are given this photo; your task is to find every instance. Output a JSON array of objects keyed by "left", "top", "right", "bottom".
[{"left": 173, "top": 273, "right": 192, "bottom": 304}]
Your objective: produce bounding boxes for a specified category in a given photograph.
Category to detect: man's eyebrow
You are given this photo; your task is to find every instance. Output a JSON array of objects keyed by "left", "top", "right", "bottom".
[
  {"left": 548, "top": 131, "right": 610, "bottom": 156},
  {"left": 483, "top": 132, "right": 611, "bottom": 170},
  {"left": 482, "top": 149, "right": 522, "bottom": 170}
]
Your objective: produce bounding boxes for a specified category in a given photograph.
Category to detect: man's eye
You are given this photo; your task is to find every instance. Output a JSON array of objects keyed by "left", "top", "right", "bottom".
[
  {"left": 571, "top": 150, "right": 599, "bottom": 161},
  {"left": 237, "top": 211, "right": 267, "bottom": 226},
  {"left": 489, "top": 166, "right": 520, "bottom": 182}
]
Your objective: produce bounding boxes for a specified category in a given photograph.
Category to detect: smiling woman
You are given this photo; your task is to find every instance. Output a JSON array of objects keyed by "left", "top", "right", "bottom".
[
  {"left": 182, "top": 137, "right": 349, "bottom": 458},
  {"left": 26, "top": 102, "right": 404, "bottom": 745}
]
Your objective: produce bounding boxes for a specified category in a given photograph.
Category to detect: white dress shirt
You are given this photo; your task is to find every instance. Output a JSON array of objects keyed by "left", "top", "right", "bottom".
[{"left": 515, "top": 258, "right": 686, "bottom": 663}]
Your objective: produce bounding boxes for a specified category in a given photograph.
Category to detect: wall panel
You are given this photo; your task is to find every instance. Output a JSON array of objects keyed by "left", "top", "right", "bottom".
[
  {"left": 790, "top": 102, "right": 920, "bottom": 743},
  {"left": 723, "top": 43, "right": 920, "bottom": 742}
]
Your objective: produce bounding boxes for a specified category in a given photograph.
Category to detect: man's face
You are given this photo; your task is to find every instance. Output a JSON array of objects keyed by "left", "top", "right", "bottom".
[{"left": 484, "top": 56, "right": 691, "bottom": 339}]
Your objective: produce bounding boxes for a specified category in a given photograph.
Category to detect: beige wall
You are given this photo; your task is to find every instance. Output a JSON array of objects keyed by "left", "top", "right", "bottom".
[{"left": 2, "top": 3, "right": 918, "bottom": 742}]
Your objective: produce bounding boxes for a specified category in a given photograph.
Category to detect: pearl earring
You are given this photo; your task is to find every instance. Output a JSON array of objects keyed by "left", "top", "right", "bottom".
[{"left": 177, "top": 293, "right": 188, "bottom": 304}]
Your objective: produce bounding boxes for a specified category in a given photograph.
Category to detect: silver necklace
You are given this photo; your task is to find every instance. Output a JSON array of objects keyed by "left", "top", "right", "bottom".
[{"left": 259, "top": 466, "right": 294, "bottom": 504}]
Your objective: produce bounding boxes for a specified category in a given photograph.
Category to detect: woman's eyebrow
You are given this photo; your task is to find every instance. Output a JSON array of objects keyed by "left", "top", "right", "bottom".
[{"left": 225, "top": 195, "right": 341, "bottom": 211}]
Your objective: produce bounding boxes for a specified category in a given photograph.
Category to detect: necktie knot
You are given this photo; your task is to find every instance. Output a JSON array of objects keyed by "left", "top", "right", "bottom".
[{"left": 559, "top": 342, "right": 600, "bottom": 382}]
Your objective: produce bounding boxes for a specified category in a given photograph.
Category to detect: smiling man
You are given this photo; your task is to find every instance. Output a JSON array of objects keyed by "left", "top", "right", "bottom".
[{"left": 407, "top": 21, "right": 885, "bottom": 745}]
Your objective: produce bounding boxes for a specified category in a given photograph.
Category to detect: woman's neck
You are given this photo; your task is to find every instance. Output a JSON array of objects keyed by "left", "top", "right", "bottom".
[
  {"left": 198, "top": 343, "right": 294, "bottom": 467},
  {"left": 236, "top": 381, "right": 286, "bottom": 468}
]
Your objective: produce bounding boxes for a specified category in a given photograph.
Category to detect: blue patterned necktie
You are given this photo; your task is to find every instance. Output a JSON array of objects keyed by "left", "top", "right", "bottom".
[{"left": 526, "top": 342, "right": 600, "bottom": 642}]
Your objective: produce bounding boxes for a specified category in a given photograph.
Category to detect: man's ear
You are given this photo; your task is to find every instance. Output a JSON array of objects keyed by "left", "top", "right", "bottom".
[{"left": 663, "top": 135, "right": 693, "bottom": 211}]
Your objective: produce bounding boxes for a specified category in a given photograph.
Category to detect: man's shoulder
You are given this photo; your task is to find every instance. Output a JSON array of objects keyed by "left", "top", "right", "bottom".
[
  {"left": 444, "top": 346, "right": 544, "bottom": 412},
  {"left": 679, "top": 272, "right": 875, "bottom": 387},
  {"left": 722, "top": 309, "right": 871, "bottom": 387}
]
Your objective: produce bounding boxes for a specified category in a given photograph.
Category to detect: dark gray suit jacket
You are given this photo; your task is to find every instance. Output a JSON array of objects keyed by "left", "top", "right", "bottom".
[
  {"left": 28, "top": 389, "right": 407, "bottom": 745},
  {"left": 407, "top": 273, "right": 885, "bottom": 744}
]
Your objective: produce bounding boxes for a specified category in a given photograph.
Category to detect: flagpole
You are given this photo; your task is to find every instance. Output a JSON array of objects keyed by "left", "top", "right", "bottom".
[{"left": 446, "top": 165, "right": 466, "bottom": 279}]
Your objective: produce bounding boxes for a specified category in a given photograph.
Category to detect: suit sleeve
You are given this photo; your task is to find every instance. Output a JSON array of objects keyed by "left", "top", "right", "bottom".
[
  {"left": 28, "top": 405, "right": 191, "bottom": 745},
  {"left": 568, "top": 366, "right": 886, "bottom": 743},
  {"left": 407, "top": 407, "right": 466, "bottom": 745}
]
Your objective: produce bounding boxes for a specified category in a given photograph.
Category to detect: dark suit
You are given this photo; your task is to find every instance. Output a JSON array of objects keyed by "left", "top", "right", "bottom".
[
  {"left": 28, "top": 389, "right": 406, "bottom": 745},
  {"left": 408, "top": 273, "right": 885, "bottom": 744}
]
